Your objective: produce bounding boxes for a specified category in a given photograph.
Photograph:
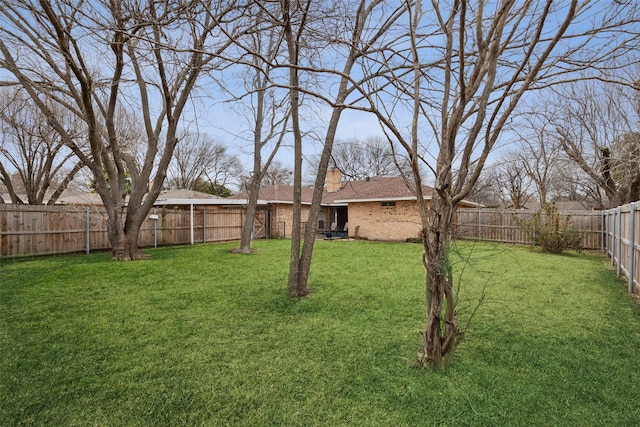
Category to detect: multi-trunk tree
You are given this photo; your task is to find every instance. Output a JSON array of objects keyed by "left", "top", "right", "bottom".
[
  {"left": 284, "top": 0, "right": 407, "bottom": 297},
  {"left": 352, "top": 0, "right": 639, "bottom": 367},
  {"left": 0, "top": 0, "right": 244, "bottom": 260}
]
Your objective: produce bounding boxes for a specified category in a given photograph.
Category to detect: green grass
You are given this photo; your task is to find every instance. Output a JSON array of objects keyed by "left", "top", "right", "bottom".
[{"left": 1, "top": 239, "right": 639, "bottom": 426}]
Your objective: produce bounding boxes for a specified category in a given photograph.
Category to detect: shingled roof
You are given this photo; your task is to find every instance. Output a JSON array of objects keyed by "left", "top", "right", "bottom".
[
  {"left": 230, "top": 184, "right": 316, "bottom": 204},
  {"left": 323, "top": 176, "right": 432, "bottom": 204},
  {"left": 232, "top": 175, "right": 434, "bottom": 205}
]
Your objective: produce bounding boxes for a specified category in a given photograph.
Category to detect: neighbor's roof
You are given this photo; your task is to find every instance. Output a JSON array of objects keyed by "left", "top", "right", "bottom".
[
  {"left": 55, "top": 188, "right": 228, "bottom": 207},
  {"left": 156, "top": 189, "right": 220, "bottom": 200},
  {"left": 56, "top": 189, "right": 104, "bottom": 206},
  {"left": 230, "top": 184, "right": 316, "bottom": 205},
  {"left": 153, "top": 188, "right": 272, "bottom": 207}
]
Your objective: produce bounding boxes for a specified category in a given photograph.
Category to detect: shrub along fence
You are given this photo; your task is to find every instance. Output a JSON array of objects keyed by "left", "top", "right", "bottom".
[
  {"left": 454, "top": 205, "right": 639, "bottom": 293},
  {"left": 454, "top": 208, "right": 603, "bottom": 249},
  {"left": 0, "top": 205, "right": 256, "bottom": 258},
  {"left": 2, "top": 203, "right": 638, "bottom": 293}
]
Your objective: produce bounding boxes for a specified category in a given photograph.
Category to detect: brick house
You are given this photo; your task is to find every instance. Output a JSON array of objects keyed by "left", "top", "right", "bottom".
[{"left": 233, "top": 170, "right": 480, "bottom": 241}]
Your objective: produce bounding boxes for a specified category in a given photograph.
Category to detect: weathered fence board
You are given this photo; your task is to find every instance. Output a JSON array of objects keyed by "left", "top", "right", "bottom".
[
  {"left": 4, "top": 202, "right": 638, "bottom": 294},
  {"left": 455, "top": 204, "right": 640, "bottom": 294},
  {"left": 0, "top": 205, "right": 249, "bottom": 258},
  {"left": 454, "top": 208, "right": 603, "bottom": 250},
  {"left": 603, "top": 203, "right": 640, "bottom": 294}
]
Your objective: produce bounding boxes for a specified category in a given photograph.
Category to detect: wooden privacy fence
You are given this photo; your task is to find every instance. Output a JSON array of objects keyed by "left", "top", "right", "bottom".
[
  {"left": 0, "top": 205, "right": 257, "bottom": 258},
  {"left": 603, "top": 202, "right": 640, "bottom": 294},
  {"left": 454, "top": 205, "right": 640, "bottom": 293},
  {"left": 454, "top": 208, "right": 604, "bottom": 250}
]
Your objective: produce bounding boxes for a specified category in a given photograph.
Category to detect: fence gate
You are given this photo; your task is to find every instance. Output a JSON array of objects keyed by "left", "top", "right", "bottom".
[{"left": 253, "top": 210, "right": 269, "bottom": 239}]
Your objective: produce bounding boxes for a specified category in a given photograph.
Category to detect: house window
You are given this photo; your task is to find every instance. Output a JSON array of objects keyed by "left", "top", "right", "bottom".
[{"left": 381, "top": 201, "right": 396, "bottom": 207}]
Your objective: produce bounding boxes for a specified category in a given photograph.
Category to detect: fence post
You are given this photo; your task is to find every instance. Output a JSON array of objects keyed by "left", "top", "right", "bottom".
[
  {"left": 611, "top": 209, "right": 616, "bottom": 266},
  {"left": 617, "top": 207, "right": 622, "bottom": 277},
  {"left": 203, "top": 210, "right": 206, "bottom": 243},
  {"left": 153, "top": 208, "right": 157, "bottom": 249},
  {"left": 609, "top": 209, "right": 614, "bottom": 262},
  {"left": 85, "top": 208, "right": 90, "bottom": 254},
  {"left": 477, "top": 207, "right": 481, "bottom": 240},
  {"left": 629, "top": 203, "right": 636, "bottom": 293},
  {"left": 600, "top": 211, "right": 605, "bottom": 252},
  {"left": 190, "top": 203, "right": 194, "bottom": 245}
]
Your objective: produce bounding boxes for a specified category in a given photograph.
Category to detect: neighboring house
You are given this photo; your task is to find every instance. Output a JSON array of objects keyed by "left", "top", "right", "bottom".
[
  {"left": 0, "top": 188, "right": 222, "bottom": 207},
  {"left": 232, "top": 169, "right": 481, "bottom": 241},
  {"left": 53, "top": 188, "right": 228, "bottom": 208}
]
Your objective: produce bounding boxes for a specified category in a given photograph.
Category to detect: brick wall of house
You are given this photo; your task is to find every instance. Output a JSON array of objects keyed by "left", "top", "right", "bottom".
[
  {"left": 270, "top": 204, "right": 312, "bottom": 238},
  {"left": 348, "top": 200, "right": 424, "bottom": 241}
]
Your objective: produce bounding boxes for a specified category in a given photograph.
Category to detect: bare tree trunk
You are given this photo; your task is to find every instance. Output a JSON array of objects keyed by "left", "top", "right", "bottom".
[
  {"left": 238, "top": 178, "right": 260, "bottom": 253},
  {"left": 294, "top": 111, "right": 340, "bottom": 293},
  {"left": 282, "top": 0, "right": 308, "bottom": 297},
  {"left": 234, "top": 6, "right": 290, "bottom": 254},
  {"left": 105, "top": 207, "right": 134, "bottom": 261},
  {"left": 419, "top": 195, "right": 458, "bottom": 368},
  {"left": 288, "top": 0, "right": 395, "bottom": 294},
  {"left": 238, "top": 91, "right": 264, "bottom": 253}
]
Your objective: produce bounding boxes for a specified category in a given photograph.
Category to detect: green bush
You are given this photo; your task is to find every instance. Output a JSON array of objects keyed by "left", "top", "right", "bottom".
[{"left": 517, "top": 203, "right": 583, "bottom": 253}]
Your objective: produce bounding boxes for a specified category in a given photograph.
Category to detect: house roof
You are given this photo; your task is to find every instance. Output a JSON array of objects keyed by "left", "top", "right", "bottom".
[
  {"left": 324, "top": 176, "right": 432, "bottom": 203},
  {"left": 232, "top": 176, "right": 437, "bottom": 206},
  {"left": 157, "top": 189, "right": 220, "bottom": 200},
  {"left": 55, "top": 188, "right": 223, "bottom": 206},
  {"left": 230, "top": 184, "right": 317, "bottom": 205},
  {"left": 56, "top": 189, "right": 104, "bottom": 206}
]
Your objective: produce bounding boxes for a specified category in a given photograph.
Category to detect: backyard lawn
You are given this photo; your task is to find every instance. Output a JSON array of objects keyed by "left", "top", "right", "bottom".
[{"left": 1, "top": 239, "right": 639, "bottom": 426}]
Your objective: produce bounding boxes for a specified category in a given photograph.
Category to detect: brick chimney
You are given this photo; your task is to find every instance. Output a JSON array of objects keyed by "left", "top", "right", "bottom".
[{"left": 326, "top": 168, "right": 342, "bottom": 192}]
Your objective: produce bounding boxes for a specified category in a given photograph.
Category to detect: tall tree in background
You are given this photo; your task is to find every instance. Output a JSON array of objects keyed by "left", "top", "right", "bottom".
[
  {"left": 555, "top": 160, "right": 607, "bottom": 209},
  {"left": 554, "top": 79, "right": 640, "bottom": 208},
  {"left": 261, "top": 161, "right": 293, "bottom": 186},
  {"left": 0, "top": 0, "right": 243, "bottom": 259},
  {"left": 167, "top": 132, "right": 241, "bottom": 195},
  {"left": 354, "top": 0, "right": 639, "bottom": 367},
  {"left": 511, "top": 114, "right": 563, "bottom": 207},
  {"left": 0, "top": 88, "right": 84, "bottom": 204},
  {"left": 492, "top": 152, "right": 533, "bottom": 209},
  {"left": 307, "top": 136, "right": 411, "bottom": 181},
  {"left": 222, "top": 4, "right": 291, "bottom": 254}
]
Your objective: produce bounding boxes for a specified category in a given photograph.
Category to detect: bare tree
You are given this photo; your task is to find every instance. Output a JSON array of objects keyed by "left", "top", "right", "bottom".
[
  {"left": 262, "top": 161, "right": 293, "bottom": 186},
  {"left": 168, "top": 132, "right": 241, "bottom": 193},
  {"left": 279, "top": 0, "right": 310, "bottom": 295},
  {"left": 353, "top": 1, "right": 639, "bottom": 367},
  {"left": 307, "top": 136, "right": 411, "bottom": 181},
  {"left": 219, "top": 4, "right": 292, "bottom": 253},
  {"left": 0, "top": 88, "right": 84, "bottom": 205},
  {"left": 511, "top": 113, "right": 564, "bottom": 207},
  {"left": 238, "top": 160, "right": 293, "bottom": 190},
  {"left": 554, "top": 159, "right": 606, "bottom": 209},
  {"left": 464, "top": 168, "right": 501, "bottom": 207},
  {"left": 492, "top": 152, "right": 533, "bottom": 209},
  {"left": 0, "top": 0, "right": 243, "bottom": 260},
  {"left": 221, "top": 0, "right": 406, "bottom": 295},
  {"left": 555, "top": 79, "right": 640, "bottom": 208},
  {"left": 286, "top": 0, "right": 408, "bottom": 297}
]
